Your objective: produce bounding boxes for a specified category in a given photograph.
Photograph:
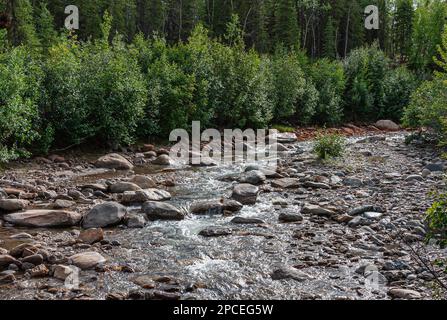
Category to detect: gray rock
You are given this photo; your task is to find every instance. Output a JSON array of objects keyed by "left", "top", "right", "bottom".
[
  {"left": 95, "top": 153, "right": 133, "bottom": 170},
  {"left": 388, "top": 288, "right": 422, "bottom": 299},
  {"left": 125, "top": 214, "right": 146, "bottom": 228},
  {"left": 82, "top": 202, "right": 127, "bottom": 228},
  {"left": 52, "top": 199, "right": 75, "bottom": 209},
  {"left": 375, "top": 120, "right": 399, "bottom": 131},
  {"left": 348, "top": 205, "right": 382, "bottom": 216},
  {"left": 0, "top": 255, "right": 20, "bottom": 268},
  {"left": 0, "top": 199, "right": 28, "bottom": 212},
  {"left": 152, "top": 155, "right": 172, "bottom": 166},
  {"left": 421, "top": 169, "right": 431, "bottom": 178},
  {"left": 301, "top": 204, "right": 335, "bottom": 217},
  {"left": 238, "top": 170, "right": 266, "bottom": 185},
  {"left": 4, "top": 210, "right": 81, "bottom": 228},
  {"left": 231, "top": 217, "right": 265, "bottom": 224},
  {"left": 142, "top": 201, "right": 185, "bottom": 220},
  {"left": 303, "top": 181, "right": 330, "bottom": 189},
  {"left": 271, "top": 178, "right": 300, "bottom": 189},
  {"left": 279, "top": 212, "right": 304, "bottom": 223},
  {"left": 231, "top": 184, "right": 259, "bottom": 205},
  {"left": 199, "top": 226, "right": 232, "bottom": 237},
  {"left": 363, "top": 212, "right": 383, "bottom": 220},
  {"left": 405, "top": 175, "right": 424, "bottom": 182},
  {"left": 129, "top": 175, "right": 156, "bottom": 189},
  {"left": 271, "top": 266, "right": 313, "bottom": 282},
  {"left": 343, "top": 178, "right": 363, "bottom": 187},
  {"left": 425, "top": 163, "right": 444, "bottom": 172},
  {"left": 22, "top": 254, "right": 44, "bottom": 265},
  {"left": 53, "top": 265, "right": 74, "bottom": 280}
]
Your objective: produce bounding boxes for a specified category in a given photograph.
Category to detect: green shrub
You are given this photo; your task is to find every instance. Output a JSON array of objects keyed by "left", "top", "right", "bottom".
[
  {"left": 381, "top": 66, "right": 418, "bottom": 122},
  {"left": 271, "top": 124, "right": 295, "bottom": 133},
  {"left": 425, "top": 192, "right": 447, "bottom": 248},
  {"left": 402, "top": 79, "right": 447, "bottom": 134},
  {"left": 313, "top": 133, "right": 345, "bottom": 160},
  {"left": 0, "top": 46, "right": 42, "bottom": 162},
  {"left": 309, "top": 58, "right": 345, "bottom": 125}
]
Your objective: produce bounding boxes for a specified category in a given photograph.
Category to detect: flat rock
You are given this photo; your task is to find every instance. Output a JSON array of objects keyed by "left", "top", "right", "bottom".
[
  {"left": 68, "top": 252, "right": 106, "bottom": 270},
  {"left": 303, "top": 181, "right": 330, "bottom": 189},
  {"left": 231, "top": 217, "right": 265, "bottom": 224},
  {"left": 388, "top": 288, "right": 422, "bottom": 299},
  {"left": 271, "top": 266, "right": 313, "bottom": 282},
  {"left": 121, "top": 189, "right": 171, "bottom": 204},
  {"left": 79, "top": 228, "right": 104, "bottom": 244},
  {"left": 152, "top": 155, "right": 172, "bottom": 166},
  {"left": 129, "top": 175, "right": 156, "bottom": 189},
  {"left": 279, "top": 212, "right": 304, "bottom": 223},
  {"left": 142, "top": 201, "right": 185, "bottom": 220},
  {"left": 95, "top": 153, "right": 133, "bottom": 170},
  {"left": 82, "top": 202, "right": 127, "bottom": 229},
  {"left": 301, "top": 204, "right": 335, "bottom": 217},
  {"left": 199, "top": 226, "right": 233, "bottom": 237},
  {"left": 3, "top": 210, "right": 81, "bottom": 227},
  {"left": 271, "top": 178, "right": 300, "bottom": 189}
]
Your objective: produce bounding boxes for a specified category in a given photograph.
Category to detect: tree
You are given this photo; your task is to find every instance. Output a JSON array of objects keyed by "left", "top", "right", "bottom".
[
  {"left": 273, "top": 0, "right": 299, "bottom": 48},
  {"left": 393, "top": 0, "right": 414, "bottom": 61},
  {"left": 35, "top": 2, "right": 58, "bottom": 50},
  {"left": 9, "top": 0, "right": 40, "bottom": 47}
]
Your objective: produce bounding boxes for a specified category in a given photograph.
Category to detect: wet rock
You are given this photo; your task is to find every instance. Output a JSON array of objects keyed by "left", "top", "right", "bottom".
[
  {"left": 142, "top": 144, "right": 155, "bottom": 152},
  {"left": 348, "top": 205, "right": 382, "bottom": 216},
  {"left": 405, "top": 175, "right": 424, "bottom": 182},
  {"left": 0, "top": 199, "right": 28, "bottom": 212},
  {"left": 0, "top": 188, "right": 7, "bottom": 199},
  {"left": 231, "top": 217, "right": 265, "bottom": 224},
  {"left": 375, "top": 120, "right": 399, "bottom": 131},
  {"left": 29, "top": 264, "right": 49, "bottom": 278},
  {"left": 275, "top": 132, "right": 298, "bottom": 143},
  {"left": 53, "top": 265, "right": 74, "bottom": 281},
  {"left": 0, "top": 273, "right": 15, "bottom": 284},
  {"left": 95, "top": 153, "right": 133, "bottom": 170},
  {"left": 271, "top": 178, "right": 300, "bottom": 189},
  {"left": 343, "top": 178, "right": 363, "bottom": 187},
  {"left": 9, "top": 243, "right": 36, "bottom": 258},
  {"left": 129, "top": 175, "right": 156, "bottom": 189},
  {"left": 125, "top": 214, "right": 146, "bottom": 228},
  {"left": 121, "top": 189, "right": 171, "bottom": 204},
  {"left": 271, "top": 266, "right": 313, "bottom": 282},
  {"left": 0, "top": 248, "right": 8, "bottom": 255},
  {"left": 68, "top": 252, "right": 106, "bottom": 270},
  {"left": 80, "top": 183, "right": 108, "bottom": 192},
  {"left": 79, "top": 228, "right": 104, "bottom": 244},
  {"left": 421, "top": 169, "right": 431, "bottom": 178},
  {"left": 301, "top": 204, "right": 335, "bottom": 217},
  {"left": 363, "top": 212, "right": 383, "bottom": 220},
  {"left": 152, "top": 155, "right": 172, "bottom": 166},
  {"left": 348, "top": 216, "right": 370, "bottom": 227},
  {"left": 3, "top": 210, "right": 81, "bottom": 227},
  {"left": 133, "top": 275, "right": 156, "bottom": 289},
  {"left": 189, "top": 199, "right": 242, "bottom": 215},
  {"left": 110, "top": 182, "right": 141, "bottom": 194},
  {"left": 388, "top": 288, "right": 422, "bottom": 299},
  {"left": 279, "top": 212, "right": 304, "bottom": 223},
  {"left": 231, "top": 184, "right": 259, "bottom": 205},
  {"left": 238, "top": 171, "right": 266, "bottom": 185},
  {"left": 68, "top": 189, "right": 84, "bottom": 200},
  {"left": 199, "top": 226, "right": 232, "bottom": 237},
  {"left": 425, "top": 163, "right": 444, "bottom": 172},
  {"left": 82, "top": 202, "right": 127, "bottom": 229},
  {"left": 142, "top": 201, "right": 185, "bottom": 221}
]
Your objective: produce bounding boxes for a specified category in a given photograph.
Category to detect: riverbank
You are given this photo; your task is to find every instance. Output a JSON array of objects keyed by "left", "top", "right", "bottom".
[{"left": 1, "top": 130, "right": 446, "bottom": 300}]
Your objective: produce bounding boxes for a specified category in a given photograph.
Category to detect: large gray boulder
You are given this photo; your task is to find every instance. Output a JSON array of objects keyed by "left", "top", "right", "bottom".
[
  {"left": 82, "top": 202, "right": 127, "bottom": 228},
  {"left": 142, "top": 201, "right": 185, "bottom": 220},
  {"left": 231, "top": 184, "right": 259, "bottom": 205},
  {"left": 95, "top": 153, "right": 133, "bottom": 170},
  {"left": 375, "top": 120, "right": 399, "bottom": 131},
  {"left": 3, "top": 210, "right": 81, "bottom": 227}
]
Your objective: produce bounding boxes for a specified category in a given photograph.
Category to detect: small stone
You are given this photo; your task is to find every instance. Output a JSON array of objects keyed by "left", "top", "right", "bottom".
[
  {"left": 231, "top": 217, "right": 265, "bottom": 224},
  {"left": 0, "top": 199, "right": 28, "bottom": 212},
  {"left": 301, "top": 204, "right": 335, "bottom": 217},
  {"left": 53, "top": 265, "right": 74, "bottom": 280},
  {"left": 152, "top": 155, "right": 172, "bottom": 166},
  {"left": 110, "top": 182, "right": 141, "bottom": 193},
  {"left": 425, "top": 163, "right": 444, "bottom": 172},
  {"left": 388, "top": 288, "right": 422, "bottom": 299},
  {"left": 363, "top": 212, "right": 383, "bottom": 220},
  {"left": 278, "top": 212, "right": 304, "bottom": 223},
  {"left": 0, "top": 273, "right": 16, "bottom": 284},
  {"left": 30, "top": 264, "right": 49, "bottom": 278},
  {"left": 22, "top": 254, "right": 44, "bottom": 265},
  {"left": 129, "top": 175, "right": 156, "bottom": 189},
  {"left": 68, "top": 252, "right": 106, "bottom": 270},
  {"left": 125, "top": 214, "right": 146, "bottom": 228},
  {"left": 199, "top": 226, "right": 232, "bottom": 237},
  {"left": 142, "top": 201, "right": 184, "bottom": 221},
  {"left": 0, "top": 255, "right": 20, "bottom": 268},
  {"left": 303, "top": 181, "right": 330, "bottom": 189},
  {"left": 375, "top": 120, "right": 399, "bottom": 131},
  {"left": 3, "top": 209, "right": 81, "bottom": 227},
  {"left": 52, "top": 199, "right": 75, "bottom": 209},
  {"left": 271, "top": 178, "right": 300, "bottom": 189},
  {"left": 421, "top": 169, "right": 431, "bottom": 178},
  {"left": 95, "top": 153, "right": 133, "bottom": 170},
  {"left": 405, "top": 175, "right": 424, "bottom": 182}
]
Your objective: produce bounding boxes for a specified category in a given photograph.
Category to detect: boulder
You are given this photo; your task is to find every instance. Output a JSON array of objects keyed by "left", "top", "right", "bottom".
[
  {"left": 142, "top": 201, "right": 185, "bottom": 220},
  {"left": 0, "top": 199, "right": 28, "bottom": 212},
  {"left": 375, "top": 120, "right": 400, "bottom": 131},
  {"left": 82, "top": 202, "right": 127, "bottom": 229},
  {"left": 129, "top": 175, "right": 157, "bottom": 189},
  {"left": 231, "top": 184, "right": 259, "bottom": 205},
  {"left": 110, "top": 182, "right": 141, "bottom": 193},
  {"left": 152, "top": 155, "right": 172, "bottom": 166},
  {"left": 95, "top": 153, "right": 133, "bottom": 170},
  {"left": 68, "top": 252, "right": 106, "bottom": 270},
  {"left": 3, "top": 210, "right": 81, "bottom": 227},
  {"left": 238, "top": 170, "right": 266, "bottom": 185},
  {"left": 121, "top": 189, "right": 171, "bottom": 204}
]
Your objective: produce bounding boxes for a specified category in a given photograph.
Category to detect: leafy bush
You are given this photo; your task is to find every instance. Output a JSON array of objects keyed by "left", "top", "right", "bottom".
[
  {"left": 271, "top": 49, "right": 306, "bottom": 122},
  {"left": 309, "top": 58, "right": 345, "bottom": 125},
  {"left": 0, "top": 46, "right": 42, "bottom": 162},
  {"left": 402, "top": 79, "right": 447, "bottom": 134},
  {"left": 313, "top": 133, "right": 345, "bottom": 160},
  {"left": 381, "top": 66, "right": 418, "bottom": 122},
  {"left": 271, "top": 124, "right": 295, "bottom": 133},
  {"left": 425, "top": 192, "right": 447, "bottom": 248}
]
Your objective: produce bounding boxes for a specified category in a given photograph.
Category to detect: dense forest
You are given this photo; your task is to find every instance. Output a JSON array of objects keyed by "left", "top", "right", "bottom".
[{"left": 0, "top": 0, "right": 446, "bottom": 162}]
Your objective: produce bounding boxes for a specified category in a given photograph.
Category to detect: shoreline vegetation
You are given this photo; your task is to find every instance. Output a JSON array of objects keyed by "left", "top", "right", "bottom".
[{"left": 0, "top": 1, "right": 446, "bottom": 164}]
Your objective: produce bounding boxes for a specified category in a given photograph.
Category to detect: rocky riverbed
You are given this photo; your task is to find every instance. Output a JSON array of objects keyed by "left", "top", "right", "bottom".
[{"left": 1, "top": 130, "right": 446, "bottom": 300}]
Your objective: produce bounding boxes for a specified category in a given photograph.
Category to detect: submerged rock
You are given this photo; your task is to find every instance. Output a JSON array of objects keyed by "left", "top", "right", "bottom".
[{"left": 199, "top": 226, "right": 233, "bottom": 237}]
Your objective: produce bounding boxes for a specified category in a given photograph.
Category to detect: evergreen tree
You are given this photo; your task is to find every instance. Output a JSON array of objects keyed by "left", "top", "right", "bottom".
[
  {"left": 393, "top": 0, "right": 414, "bottom": 61},
  {"left": 35, "top": 2, "right": 58, "bottom": 50},
  {"left": 273, "top": 0, "right": 299, "bottom": 48}
]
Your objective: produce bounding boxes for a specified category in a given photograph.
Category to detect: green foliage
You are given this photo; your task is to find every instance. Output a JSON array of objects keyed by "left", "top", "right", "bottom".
[
  {"left": 382, "top": 66, "right": 418, "bottom": 122},
  {"left": 0, "top": 46, "right": 42, "bottom": 162},
  {"left": 271, "top": 124, "right": 295, "bottom": 133},
  {"left": 309, "top": 58, "right": 345, "bottom": 125},
  {"left": 313, "top": 133, "right": 345, "bottom": 160},
  {"left": 426, "top": 192, "right": 447, "bottom": 248}
]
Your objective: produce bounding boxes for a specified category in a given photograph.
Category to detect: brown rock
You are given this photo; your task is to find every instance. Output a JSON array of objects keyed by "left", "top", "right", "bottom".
[{"left": 79, "top": 228, "right": 104, "bottom": 244}]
